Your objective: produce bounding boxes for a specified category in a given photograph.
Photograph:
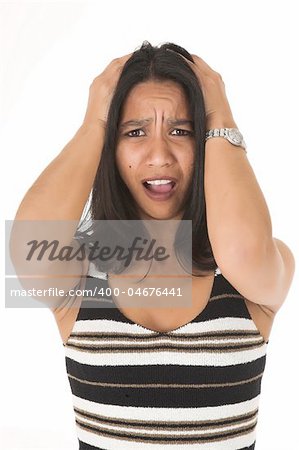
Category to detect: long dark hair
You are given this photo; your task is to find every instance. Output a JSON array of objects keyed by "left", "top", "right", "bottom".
[{"left": 77, "top": 41, "right": 217, "bottom": 277}]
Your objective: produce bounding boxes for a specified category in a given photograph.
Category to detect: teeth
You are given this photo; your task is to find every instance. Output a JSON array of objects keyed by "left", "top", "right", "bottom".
[{"left": 145, "top": 179, "right": 173, "bottom": 185}]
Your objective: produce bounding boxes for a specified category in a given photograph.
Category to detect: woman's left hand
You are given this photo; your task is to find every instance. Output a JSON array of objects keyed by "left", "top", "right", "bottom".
[{"left": 184, "top": 54, "right": 238, "bottom": 130}]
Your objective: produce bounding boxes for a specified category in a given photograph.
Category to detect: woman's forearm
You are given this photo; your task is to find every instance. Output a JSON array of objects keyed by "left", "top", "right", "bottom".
[
  {"left": 15, "top": 122, "right": 104, "bottom": 221},
  {"left": 204, "top": 134, "right": 273, "bottom": 265}
]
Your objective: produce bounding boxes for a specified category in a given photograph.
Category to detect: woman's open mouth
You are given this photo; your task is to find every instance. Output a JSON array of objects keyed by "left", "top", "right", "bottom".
[{"left": 142, "top": 179, "right": 177, "bottom": 201}]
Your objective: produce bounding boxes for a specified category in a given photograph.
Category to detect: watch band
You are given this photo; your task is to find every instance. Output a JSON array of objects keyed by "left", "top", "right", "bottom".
[{"left": 205, "top": 128, "right": 247, "bottom": 152}]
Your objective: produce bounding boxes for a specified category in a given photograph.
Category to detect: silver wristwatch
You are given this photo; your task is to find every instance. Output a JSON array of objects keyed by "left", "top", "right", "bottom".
[{"left": 205, "top": 128, "right": 247, "bottom": 152}]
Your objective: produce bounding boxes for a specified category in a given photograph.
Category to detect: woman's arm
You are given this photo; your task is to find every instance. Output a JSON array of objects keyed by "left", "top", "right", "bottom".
[
  {"left": 183, "top": 54, "right": 295, "bottom": 313},
  {"left": 9, "top": 54, "right": 132, "bottom": 308},
  {"left": 204, "top": 133, "right": 295, "bottom": 312}
]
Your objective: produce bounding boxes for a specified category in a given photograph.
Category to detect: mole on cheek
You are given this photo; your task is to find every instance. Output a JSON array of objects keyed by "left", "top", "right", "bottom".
[{"left": 129, "top": 165, "right": 132, "bottom": 168}]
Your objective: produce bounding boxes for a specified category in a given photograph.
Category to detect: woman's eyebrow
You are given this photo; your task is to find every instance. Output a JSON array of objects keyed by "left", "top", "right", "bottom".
[
  {"left": 119, "top": 118, "right": 152, "bottom": 129},
  {"left": 167, "top": 119, "right": 194, "bottom": 127},
  {"left": 119, "top": 118, "right": 194, "bottom": 128}
]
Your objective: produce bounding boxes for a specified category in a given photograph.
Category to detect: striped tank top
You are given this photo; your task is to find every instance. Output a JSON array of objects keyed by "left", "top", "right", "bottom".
[{"left": 63, "top": 265, "right": 268, "bottom": 450}]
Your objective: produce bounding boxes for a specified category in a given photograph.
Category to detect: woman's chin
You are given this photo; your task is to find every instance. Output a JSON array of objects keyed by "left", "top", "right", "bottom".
[{"left": 138, "top": 208, "right": 184, "bottom": 221}]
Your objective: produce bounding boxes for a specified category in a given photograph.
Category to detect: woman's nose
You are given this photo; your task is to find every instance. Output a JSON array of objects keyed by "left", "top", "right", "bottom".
[{"left": 146, "top": 136, "right": 175, "bottom": 167}]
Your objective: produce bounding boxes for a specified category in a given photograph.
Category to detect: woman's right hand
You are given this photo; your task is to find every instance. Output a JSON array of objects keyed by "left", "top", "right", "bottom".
[{"left": 82, "top": 53, "right": 133, "bottom": 128}]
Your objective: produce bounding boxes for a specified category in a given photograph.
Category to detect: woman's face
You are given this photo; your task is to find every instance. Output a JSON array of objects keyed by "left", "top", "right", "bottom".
[{"left": 116, "top": 80, "right": 195, "bottom": 220}]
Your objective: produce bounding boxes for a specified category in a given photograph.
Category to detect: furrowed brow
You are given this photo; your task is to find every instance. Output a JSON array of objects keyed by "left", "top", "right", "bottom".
[{"left": 119, "top": 118, "right": 194, "bottom": 129}]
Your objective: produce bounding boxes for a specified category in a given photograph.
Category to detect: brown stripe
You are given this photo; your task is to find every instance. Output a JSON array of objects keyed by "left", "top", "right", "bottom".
[
  {"left": 69, "top": 329, "right": 261, "bottom": 341},
  {"left": 209, "top": 293, "right": 245, "bottom": 301},
  {"left": 68, "top": 336, "right": 263, "bottom": 346},
  {"left": 65, "top": 339, "right": 266, "bottom": 353},
  {"left": 74, "top": 405, "right": 258, "bottom": 429},
  {"left": 75, "top": 416, "right": 257, "bottom": 443}
]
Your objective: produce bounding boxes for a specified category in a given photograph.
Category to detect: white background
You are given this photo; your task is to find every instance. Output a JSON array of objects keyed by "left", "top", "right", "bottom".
[{"left": 1, "top": 0, "right": 298, "bottom": 449}]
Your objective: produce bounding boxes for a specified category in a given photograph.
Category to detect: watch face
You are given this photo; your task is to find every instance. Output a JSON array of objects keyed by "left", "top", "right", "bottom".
[{"left": 228, "top": 128, "right": 243, "bottom": 145}]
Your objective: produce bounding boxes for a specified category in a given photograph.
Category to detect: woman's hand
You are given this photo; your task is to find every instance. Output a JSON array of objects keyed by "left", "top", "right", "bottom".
[
  {"left": 82, "top": 53, "right": 132, "bottom": 128},
  {"left": 184, "top": 54, "right": 238, "bottom": 130}
]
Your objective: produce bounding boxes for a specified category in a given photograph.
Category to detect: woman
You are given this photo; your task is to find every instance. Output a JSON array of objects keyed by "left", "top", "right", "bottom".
[{"left": 12, "top": 42, "right": 295, "bottom": 449}]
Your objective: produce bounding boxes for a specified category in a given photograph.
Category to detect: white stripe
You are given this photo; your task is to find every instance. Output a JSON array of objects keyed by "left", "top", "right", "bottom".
[
  {"left": 71, "top": 317, "right": 260, "bottom": 334},
  {"left": 73, "top": 394, "right": 260, "bottom": 422},
  {"left": 76, "top": 424, "right": 256, "bottom": 450}
]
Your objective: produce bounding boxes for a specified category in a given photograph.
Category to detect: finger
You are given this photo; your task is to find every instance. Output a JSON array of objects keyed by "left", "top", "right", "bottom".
[
  {"left": 100, "top": 53, "right": 132, "bottom": 77},
  {"left": 173, "top": 52, "right": 204, "bottom": 76},
  {"left": 174, "top": 52, "right": 194, "bottom": 65},
  {"left": 191, "top": 54, "right": 217, "bottom": 75},
  {"left": 118, "top": 52, "right": 133, "bottom": 61},
  {"left": 175, "top": 53, "right": 204, "bottom": 82}
]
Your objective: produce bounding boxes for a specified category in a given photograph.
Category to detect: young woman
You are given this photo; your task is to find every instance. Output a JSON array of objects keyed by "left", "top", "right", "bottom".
[{"left": 12, "top": 42, "right": 295, "bottom": 449}]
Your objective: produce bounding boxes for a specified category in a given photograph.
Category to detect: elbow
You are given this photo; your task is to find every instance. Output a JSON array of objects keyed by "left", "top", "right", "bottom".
[{"left": 213, "top": 233, "right": 270, "bottom": 271}]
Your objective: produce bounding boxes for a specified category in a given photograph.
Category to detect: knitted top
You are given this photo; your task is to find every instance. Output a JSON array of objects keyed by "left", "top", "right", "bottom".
[{"left": 63, "top": 265, "right": 268, "bottom": 450}]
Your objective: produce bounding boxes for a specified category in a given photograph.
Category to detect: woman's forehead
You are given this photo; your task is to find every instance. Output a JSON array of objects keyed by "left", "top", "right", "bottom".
[
  {"left": 126, "top": 80, "right": 186, "bottom": 99},
  {"left": 121, "top": 80, "right": 190, "bottom": 117}
]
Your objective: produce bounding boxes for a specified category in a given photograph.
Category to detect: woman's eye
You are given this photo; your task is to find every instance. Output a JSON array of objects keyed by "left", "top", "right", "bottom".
[
  {"left": 126, "top": 129, "right": 145, "bottom": 137},
  {"left": 171, "top": 129, "right": 193, "bottom": 136},
  {"left": 123, "top": 128, "right": 193, "bottom": 138}
]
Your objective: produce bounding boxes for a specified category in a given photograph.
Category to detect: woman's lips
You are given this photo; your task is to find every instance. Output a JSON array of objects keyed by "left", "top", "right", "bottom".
[{"left": 142, "top": 181, "right": 177, "bottom": 201}]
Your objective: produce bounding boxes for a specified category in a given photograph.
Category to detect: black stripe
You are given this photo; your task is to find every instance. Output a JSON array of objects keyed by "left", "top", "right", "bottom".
[
  {"left": 198, "top": 296, "right": 252, "bottom": 321},
  {"left": 66, "top": 355, "right": 266, "bottom": 385},
  {"left": 68, "top": 376, "right": 262, "bottom": 408},
  {"left": 77, "top": 438, "right": 256, "bottom": 449},
  {"left": 78, "top": 439, "right": 255, "bottom": 450},
  {"left": 79, "top": 440, "right": 255, "bottom": 450},
  {"left": 79, "top": 442, "right": 103, "bottom": 450}
]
